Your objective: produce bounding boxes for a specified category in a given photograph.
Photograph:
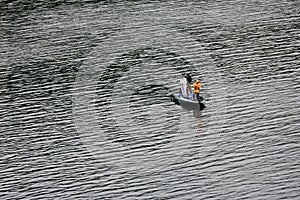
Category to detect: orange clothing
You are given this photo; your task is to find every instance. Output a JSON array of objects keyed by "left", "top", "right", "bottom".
[{"left": 193, "top": 82, "right": 201, "bottom": 94}]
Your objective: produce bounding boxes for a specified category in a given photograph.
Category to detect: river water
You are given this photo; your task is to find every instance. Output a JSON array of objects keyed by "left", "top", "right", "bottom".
[{"left": 1, "top": 0, "right": 299, "bottom": 199}]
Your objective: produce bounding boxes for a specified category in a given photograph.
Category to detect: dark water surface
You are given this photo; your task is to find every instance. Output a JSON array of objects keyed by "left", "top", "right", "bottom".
[{"left": 1, "top": 0, "right": 299, "bottom": 199}]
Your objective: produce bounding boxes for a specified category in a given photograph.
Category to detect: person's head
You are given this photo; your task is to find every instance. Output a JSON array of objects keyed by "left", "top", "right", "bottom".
[{"left": 196, "top": 79, "right": 200, "bottom": 83}]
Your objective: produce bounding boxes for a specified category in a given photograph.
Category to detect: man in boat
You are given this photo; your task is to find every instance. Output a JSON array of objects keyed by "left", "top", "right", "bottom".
[
  {"left": 192, "top": 79, "right": 202, "bottom": 102},
  {"left": 186, "top": 73, "right": 192, "bottom": 84},
  {"left": 179, "top": 74, "right": 187, "bottom": 97},
  {"left": 185, "top": 73, "right": 192, "bottom": 97}
]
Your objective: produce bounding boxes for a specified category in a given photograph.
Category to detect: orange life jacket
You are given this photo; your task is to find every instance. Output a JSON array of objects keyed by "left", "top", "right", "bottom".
[{"left": 193, "top": 82, "right": 201, "bottom": 93}]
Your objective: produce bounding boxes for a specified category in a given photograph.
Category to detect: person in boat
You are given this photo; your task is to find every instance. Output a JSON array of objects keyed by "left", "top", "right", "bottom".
[
  {"left": 179, "top": 73, "right": 188, "bottom": 97},
  {"left": 186, "top": 73, "right": 192, "bottom": 84},
  {"left": 185, "top": 73, "right": 192, "bottom": 97},
  {"left": 192, "top": 79, "right": 202, "bottom": 101}
]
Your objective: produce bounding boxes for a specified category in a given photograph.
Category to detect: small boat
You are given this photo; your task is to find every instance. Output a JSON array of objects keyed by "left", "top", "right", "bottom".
[{"left": 170, "top": 94, "right": 206, "bottom": 111}]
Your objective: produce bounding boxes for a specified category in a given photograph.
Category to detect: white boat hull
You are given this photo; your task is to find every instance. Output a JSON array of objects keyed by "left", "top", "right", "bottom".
[{"left": 170, "top": 94, "right": 205, "bottom": 110}]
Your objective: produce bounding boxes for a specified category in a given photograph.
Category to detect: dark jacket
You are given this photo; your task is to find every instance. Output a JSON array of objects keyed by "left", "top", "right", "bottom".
[{"left": 186, "top": 74, "right": 192, "bottom": 84}]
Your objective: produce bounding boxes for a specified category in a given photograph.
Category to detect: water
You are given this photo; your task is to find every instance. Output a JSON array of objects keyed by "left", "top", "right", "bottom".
[{"left": 1, "top": 0, "right": 299, "bottom": 199}]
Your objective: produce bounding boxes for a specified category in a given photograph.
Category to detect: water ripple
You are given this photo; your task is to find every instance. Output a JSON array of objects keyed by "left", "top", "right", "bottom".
[{"left": 1, "top": 0, "right": 299, "bottom": 199}]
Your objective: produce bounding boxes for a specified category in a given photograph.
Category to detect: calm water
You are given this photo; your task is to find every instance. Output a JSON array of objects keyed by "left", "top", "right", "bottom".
[{"left": 1, "top": 0, "right": 299, "bottom": 199}]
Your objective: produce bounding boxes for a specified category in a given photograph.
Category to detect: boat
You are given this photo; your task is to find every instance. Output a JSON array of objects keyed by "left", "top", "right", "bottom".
[{"left": 170, "top": 94, "right": 206, "bottom": 110}]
